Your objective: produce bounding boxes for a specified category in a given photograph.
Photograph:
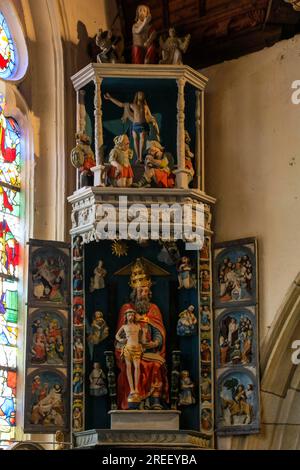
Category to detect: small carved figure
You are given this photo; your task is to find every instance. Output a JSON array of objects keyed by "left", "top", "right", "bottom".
[
  {"left": 132, "top": 4, "right": 157, "bottom": 64},
  {"left": 89, "top": 362, "right": 108, "bottom": 397},
  {"left": 178, "top": 370, "right": 196, "bottom": 406},
  {"left": 200, "top": 305, "right": 211, "bottom": 332},
  {"left": 177, "top": 305, "right": 198, "bottom": 336},
  {"left": 89, "top": 260, "right": 107, "bottom": 292},
  {"left": 87, "top": 311, "right": 109, "bottom": 346},
  {"left": 184, "top": 130, "right": 195, "bottom": 185},
  {"left": 72, "top": 402, "right": 83, "bottom": 430},
  {"left": 177, "top": 256, "right": 196, "bottom": 289},
  {"left": 200, "top": 238, "right": 210, "bottom": 260},
  {"left": 96, "top": 29, "right": 121, "bottom": 64},
  {"left": 200, "top": 372, "right": 212, "bottom": 402},
  {"left": 201, "top": 339, "right": 211, "bottom": 363},
  {"left": 73, "top": 303, "right": 84, "bottom": 326},
  {"left": 73, "top": 236, "right": 83, "bottom": 260},
  {"left": 201, "top": 267, "right": 211, "bottom": 293},
  {"left": 133, "top": 140, "right": 175, "bottom": 188},
  {"left": 73, "top": 368, "right": 83, "bottom": 396},
  {"left": 201, "top": 408, "right": 212, "bottom": 431},
  {"left": 231, "top": 341, "right": 242, "bottom": 364},
  {"left": 104, "top": 91, "right": 160, "bottom": 162},
  {"left": 70, "top": 132, "right": 95, "bottom": 188},
  {"left": 159, "top": 28, "right": 191, "bottom": 65},
  {"left": 73, "top": 270, "right": 83, "bottom": 293},
  {"left": 108, "top": 134, "right": 134, "bottom": 187},
  {"left": 115, "top": 308, "right": 144, "bottom": 404},
  {"left": 73, "top": 336, "right": 84, "bottom": 363}
]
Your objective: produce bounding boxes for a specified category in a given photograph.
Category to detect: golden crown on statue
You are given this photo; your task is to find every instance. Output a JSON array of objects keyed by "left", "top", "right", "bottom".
[{"left": 130, "top": 258, "right": 152, "bottom": 289}]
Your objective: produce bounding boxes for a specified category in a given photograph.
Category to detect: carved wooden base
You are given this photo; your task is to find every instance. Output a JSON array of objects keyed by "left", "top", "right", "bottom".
[{"left": 73, "top": 429, "right": 212, "bottom": 449}]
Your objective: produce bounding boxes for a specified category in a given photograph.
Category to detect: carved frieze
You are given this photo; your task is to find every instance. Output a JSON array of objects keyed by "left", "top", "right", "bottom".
[
  {"left": 68, "top": 188, "right": 215, "bottom": 242},
  {"left": 73, "top": 429, "right": 212, "bottom": 449}
]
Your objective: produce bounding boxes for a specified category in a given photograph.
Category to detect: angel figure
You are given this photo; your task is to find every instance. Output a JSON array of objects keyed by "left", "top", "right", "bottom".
[
  {"left": 159, "top": 28, "right": 191, "bottom": 65},
  {"left": 104, "top": 91, "right": 160, "bottom": 162},
  {"left": 96, "top": 29, "right": 118, "bottom": 63}
]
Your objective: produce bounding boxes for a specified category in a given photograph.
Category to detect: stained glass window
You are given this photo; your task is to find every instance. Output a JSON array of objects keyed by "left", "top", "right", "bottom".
[
  {"left": 0, "top": 93, "right": 19, "bottom": 443},
  {"left": 0, "top": 12, "right": 16, "bottom": 80}
]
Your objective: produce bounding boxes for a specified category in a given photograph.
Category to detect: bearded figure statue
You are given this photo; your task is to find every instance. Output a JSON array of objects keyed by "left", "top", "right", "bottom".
[{"left": 115, "top": 258, "right": 169, "bottom": 410}]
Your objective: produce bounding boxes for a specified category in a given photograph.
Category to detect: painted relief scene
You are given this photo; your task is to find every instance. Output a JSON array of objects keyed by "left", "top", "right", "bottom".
[
  {"left": 218, "top": 370, "right": 258, "bottom": 432},
  {"left": 214, "top": 241, "right": 257, "bottom": 307},
  {"left": 26, "top": 370, "right": 66, "bottom": 430},
  {"left": 29, "top": 245, "right": 69, "bottom": 305},
  {"left": 217, "top": 309, "right": 255, "bottom": 368},
  {"left": 29, "top": 310, "right": 67, "bottom": 366}
]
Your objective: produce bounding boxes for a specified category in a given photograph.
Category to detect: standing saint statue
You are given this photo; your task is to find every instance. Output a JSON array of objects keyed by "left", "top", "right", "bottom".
[
  {"left": 115, "top": 258, "right": 169, "bottom": 410},
  {"left": 132, "top": 4, "right": 157, "bottom": 64}
]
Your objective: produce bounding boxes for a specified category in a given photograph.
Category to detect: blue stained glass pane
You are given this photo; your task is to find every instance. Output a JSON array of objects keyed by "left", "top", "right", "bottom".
[
  {"left": 0, "top": 369, "right": 16, "bottom": 440},
  {"left": 0, "top": 91, "right": 20, "bottom": 444},
  {"left": 0, "top": 12, "right": 17, "bottom": 79}
]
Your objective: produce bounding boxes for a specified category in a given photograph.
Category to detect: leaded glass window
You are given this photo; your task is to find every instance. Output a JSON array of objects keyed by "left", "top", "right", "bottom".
[
  {"left": 0, "top": 12, "right": 17, "bottom": 80},
  {"left": 0, "top": 93, "right": 20, "bottom": 443}
]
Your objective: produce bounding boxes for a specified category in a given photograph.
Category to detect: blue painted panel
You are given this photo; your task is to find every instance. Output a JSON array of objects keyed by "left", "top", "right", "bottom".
[{"left": 84, "top": 240, "right": 200, "bottom": 431}]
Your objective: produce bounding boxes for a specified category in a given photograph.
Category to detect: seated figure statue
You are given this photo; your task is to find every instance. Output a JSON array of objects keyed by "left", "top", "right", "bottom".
[
  {"left": 115, "top": 258, "right": 169, "bottom": 410},
  {"left": 133, "top": 140, "right": 175, "bottom": 188}
]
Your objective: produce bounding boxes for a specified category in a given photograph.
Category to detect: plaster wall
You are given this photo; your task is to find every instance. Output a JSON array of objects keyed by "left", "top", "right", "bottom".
[{"left": 203, "top": 35, "right": 300, "bottom": 340}]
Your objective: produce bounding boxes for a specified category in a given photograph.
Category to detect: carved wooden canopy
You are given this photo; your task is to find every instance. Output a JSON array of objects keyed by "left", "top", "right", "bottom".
[{"left": 116, "top": 0, "right": 300, "bottom": 67}]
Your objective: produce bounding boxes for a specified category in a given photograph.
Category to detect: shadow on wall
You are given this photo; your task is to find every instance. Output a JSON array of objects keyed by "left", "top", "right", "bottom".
[{"left": 77, "top": 20, "right": 94, "bottom": 71}]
